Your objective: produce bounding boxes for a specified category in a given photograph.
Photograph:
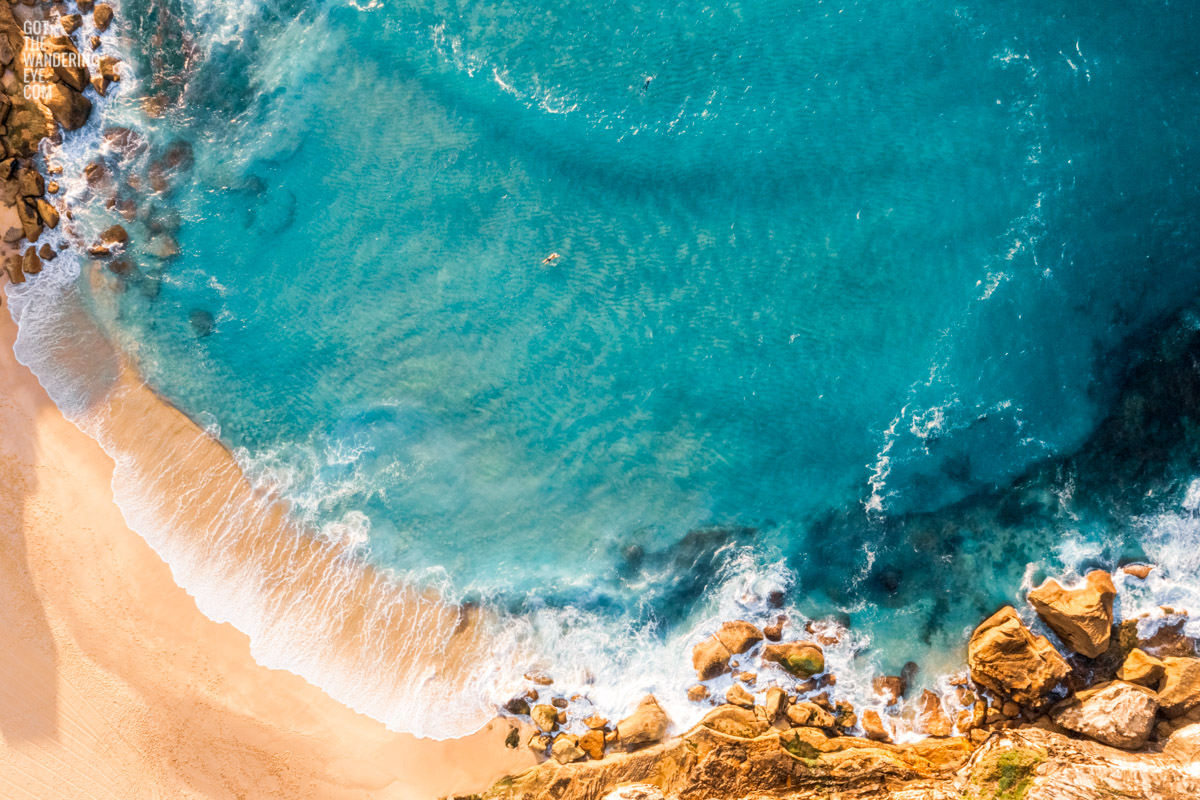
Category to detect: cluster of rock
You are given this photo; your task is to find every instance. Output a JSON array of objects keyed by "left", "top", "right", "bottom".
[
  {"left": 0, "top": 0, "right": 122, "bottom": 288},
  {"left": 503, "top": 673, "right": 670, "bottom": 765},
  {"left": 968, "top": 566, "right": 1200, "bottom": 751},
  {"left": 483, "top": 563, "right": 1200, "bottom": 799}
]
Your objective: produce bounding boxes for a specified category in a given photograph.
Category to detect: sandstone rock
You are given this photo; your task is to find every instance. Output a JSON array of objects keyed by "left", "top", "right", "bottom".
[
  {"left": 833, "top": 700, "right": 857, "bottom": 733},
  {"left": 736, "top": 671, "right": 756, "bottom": 684},
  {"left": 1121, "top": 563, "right": 1154, "bottom": 580},
  {"left": 4, "top": 253, "right": 24, "bottom": 284},
  {"left": 685, "top": 684, "right": 708, "bottom": 702},
  {"left": 43, "top": 36, "right": 90, "bottom": 93},
  {"left": 715, "top": 620, "right": 763, "bottom": 654},
  {"left": 579, "top": 728, "right": 605, "bottom": 760},
  {"left": 551, "top": 697, "right": 568, "bottom": 709},
  {"left": 584, "top": 715, "right": 609, "bottom": 730},
  {"left": 1027, "top": 571, "right": 1117, "bottom": 658},
  {"left": 873, "top": 674, "right": 906, "bottom": 706},
  {"left": 526, "top": 732, "right": 551, "bottom": 754},
  {"left": 616, "top": 695, "right": 668, "bottom": 749},
  {"left": 60, "top": 12, "right": 81, "bottom": 33},
  {"left": 78, "top": 0, "right": 95, "bottom": 12},
  {"left": 16, "top": 168, "right": 43, "bottom": 197},
  {"left": 763, "top": 615, "right": 785, "bottom": 642},
  {"left": 1157, "top": 657, "right": 1200, "bottom": 718},
  {"left": 557, "top": 710, "right": 567, "bottom": 725},
  {"left": 763, "top": 686, "right": 787, "bottom": 722},
  {"left": 862, "top": 709, "right": 891, "bottom": 742},
  {"left": 967, "top": 606, "right": 1070, "bottom": 706},
  {"left": 761, "top": 641, "right": 825, "bottom": 677},
  {"left": 1138, "top": 615, "right": 1197, "bottom": 657},
  {"left": 725, "top": 683, "right": 754, "bottom": 709},
  {"left": 5, "top": 98, "right": 55, "bottom": 156},
  {"left": 21, "top": 246, "right": 40, "bottom": 275},
  {"left": 34, "top": 198, "right": 58, "bottom": 229},
  {"left": 916, "top": 690, "right": 953, "bottom": 737},
  {"left": 43, "top": 82, "right": 92, "bottom": 130},
  {"left": 16, "top": 198, "right": 41, "bottom": 242},
  {"left": 503, "top": 695, "right": 530, "bottom": 716},
  {"left": 531, "top": 704, "right": 558, "bottom": 732},
  {"left": 551, "top": 734, "right": 586, "bottom": 764},
  {"left": 93, "top": 3, "right": 113, "bottom": 31},
  {"left": 1118, "top": 648, "right": 1165, "bottom": 688},
  {"left": 1051, "top": 681, "right": 1158, "bottom": 749},
  {"left": 37, "top": 243, "right": 54, "bottom": 260},
  {"left": 786, "top": 701, "right": 834, "bottom": 729},
  {"left": 699, "top": 704, "right": 768, "bottom": 738},
  {"left": 100, "top": 224, "right": 128, "bottom": 245},
  {"left": 2, "top": 227, "right": 20, "bottom": 244},
  {"left": 692, "top": 635, "right": 732, "bottom": 681}
]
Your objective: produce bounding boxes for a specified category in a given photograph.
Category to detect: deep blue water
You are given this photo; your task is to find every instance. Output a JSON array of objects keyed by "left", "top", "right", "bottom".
[{"left": 23, "top": 0, "right": 1200, "bottom": 733}]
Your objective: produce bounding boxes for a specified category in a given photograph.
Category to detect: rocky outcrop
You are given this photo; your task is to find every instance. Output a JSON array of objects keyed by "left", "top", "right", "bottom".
[
  {"left": 615, "top": 696, "right": 668, "bottom": 749},
  {"left": 1157, "top": 657, "right": 1200, "bottom": 718},
  {"left": 1118, "top": 648, "right": 1166, "bottom": 687},
  {"left": 967, "top": 606, "right": 1070, "bottom": 706},
  {"left": 1027, "top": 570, "right": 1117, "bottom": 658},
  {"left": 1050, "top": 680, "right": 1158, "bottom": 749},
  {"left": 760, "top": 641, "right": 825, "bottom": 677},
  {"left": 691, "top": 621, "right": 763, "bottom": 680},
  {"left": 484, "top": 723, "right": 1200, "bottom": 800}
]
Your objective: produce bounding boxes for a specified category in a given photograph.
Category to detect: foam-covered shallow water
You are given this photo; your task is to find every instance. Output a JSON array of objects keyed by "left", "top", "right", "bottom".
[{"left": 9, "top": 0, "right": 1200, "bottom": 738}]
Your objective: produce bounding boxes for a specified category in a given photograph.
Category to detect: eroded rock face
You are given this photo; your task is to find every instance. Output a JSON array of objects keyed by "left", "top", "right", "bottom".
[
  {"left": 1050, "top": 681, "right": 1158, "bottom": 750},
  {"left": 967, "top": 606, "right": 1070, "bottom": 707},
  {"left": 1118, "top": 648, "right": 1165, "bottom": 687},
  {"left": 1157, "top": 657, "right": 1200, "bottom": 718},
  {"left": 762, "top": 641, "right": 825, "bottom": 677},
  {"left": 700, "top": 704, "right": 769, "bottom": 739},
  {"left": 715, "top": 620, "right": 763, "bottom": 654},
  {"left": 692, "top": 635, "right": 732, "bottom": 680},
  {"left": 691, "top": 621, "right": 764, "bottom": 681},
  {"left": 1027, "top": 570, "right": 1116, "bottom": 658},
  {"left": 616, "top": 695, "right": 669, "bottom": 749}
]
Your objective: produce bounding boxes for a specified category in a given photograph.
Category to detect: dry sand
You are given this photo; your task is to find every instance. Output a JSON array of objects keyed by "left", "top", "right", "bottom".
[{"left": 0, "top": 306, "right": 534, "bottom": 799}]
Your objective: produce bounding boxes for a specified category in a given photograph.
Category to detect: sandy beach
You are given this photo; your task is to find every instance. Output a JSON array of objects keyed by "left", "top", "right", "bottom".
[{"left": 0, "top": 306, "right": 533, "bottom": 799}]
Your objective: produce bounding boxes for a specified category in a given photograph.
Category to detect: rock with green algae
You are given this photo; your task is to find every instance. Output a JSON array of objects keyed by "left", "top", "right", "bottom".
[{"left": 761, "top": 640, "right": 825, "bottom": 677}]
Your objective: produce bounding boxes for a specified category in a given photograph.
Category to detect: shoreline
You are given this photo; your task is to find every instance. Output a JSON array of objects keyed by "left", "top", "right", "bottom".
[{"left": 0, "top": 301, "right": 535, "bottom": 799}]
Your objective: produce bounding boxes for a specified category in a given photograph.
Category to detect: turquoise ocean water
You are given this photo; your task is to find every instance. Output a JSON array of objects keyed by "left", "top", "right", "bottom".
[{"left": 10, "top": 0, "right": 1200, "bottom": 737}]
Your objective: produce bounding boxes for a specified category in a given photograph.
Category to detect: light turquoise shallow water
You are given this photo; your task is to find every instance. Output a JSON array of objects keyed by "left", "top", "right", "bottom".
[{"left": 12, "top": 0, "right": 1200, "bottom": 735}]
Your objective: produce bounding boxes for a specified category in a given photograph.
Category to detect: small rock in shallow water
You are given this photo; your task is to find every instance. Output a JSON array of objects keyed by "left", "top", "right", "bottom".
[
  {"left": 762, "top": 641, "right": 825, "bottom": 677},
  {"left": 725, "top": 683, "right": 754, "bottom": 709},
  {"left": 872, "top": 674, "right": 906, "bottom": 706},
  {"left": 862, "top": 709, "right": 891, "bottom": 742},
  {"left": 583, "top": 714, "right": 608, "bottom": 729},
  {"left": 502, "top": 696, "right": 530, "bottom": 716},
  {"left": 37, "top": 243, "right": 54, "bottom": 260},
  {"left": 551, "top": 697, "right": 568, "bottom": 709},
  {"left": 93, "top": 3, "right": 114, "bottom": 31},
  {"left": 188, "top": 309, "right": 215, "bottom": 337},
  {"left": 686, "top": 684, "right": 709, "bottom": 702},
  {"left": 763, "top": 615, "right": 786, "bottom": 641},
  {"left": 1121, "top": 563, "right": 1154, "bottom": 580},
  {"left": 530, "top": 704, "right": 558, "bottom": 732}
]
